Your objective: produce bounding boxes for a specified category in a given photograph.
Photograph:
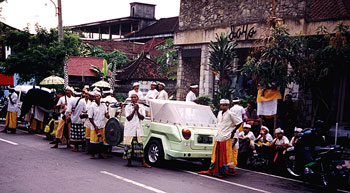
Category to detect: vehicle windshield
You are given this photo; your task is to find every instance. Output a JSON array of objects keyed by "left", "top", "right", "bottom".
[{"left": 176, "top": 106, "right": 216, "bottom": 125}]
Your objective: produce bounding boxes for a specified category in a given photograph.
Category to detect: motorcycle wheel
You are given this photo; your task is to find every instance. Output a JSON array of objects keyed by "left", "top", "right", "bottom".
[{"left": 285, "top": 154, "right": 301, "bottom": 177}]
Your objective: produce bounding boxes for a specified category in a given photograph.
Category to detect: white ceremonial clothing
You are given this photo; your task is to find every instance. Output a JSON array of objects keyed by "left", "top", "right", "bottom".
[
  {"left": 274, "top": 136, "right": 290, "bottom": 145},
  {"left": 215, "top": 110, "right": 242, "bottom": 142},
  {"left": 256, "top": 133, "right": 273, "bottom": 143},
  {"left": 230, "top": 104, "right": 245, "bottom": 122},
  {"left": 185, "top": 91, "right": 196, "bottom": 102},
  {"left": 157, "top": 90, "right": 168, "bottom": 100},
  {"left": 239, "top": 131, "right": 256, "bottom": 141},
  {"left": 146, "top": 89, "right": 159, "bottom": 99},
  {"left": 128, "top": 90, "right": 143, "bottom": 99},
  {"left": 7, "top": 92, "right": 18, "bottom": 112},
  {"left": 88, "top": 102, "right": 107, "bottom": 129},
  {"left": 83, "top": 99, "right": 92, "bottom": 128},
  {"left": 233, "top": 130, "right": 240, "bottom": 149},
  {"left": 66, "top": 97, "right": 87, "bottom": 124}
]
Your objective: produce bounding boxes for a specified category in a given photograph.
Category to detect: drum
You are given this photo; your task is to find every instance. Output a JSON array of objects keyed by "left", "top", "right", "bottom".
[{"left": 105, "top": 118, "right": 124, "bottom": 146}]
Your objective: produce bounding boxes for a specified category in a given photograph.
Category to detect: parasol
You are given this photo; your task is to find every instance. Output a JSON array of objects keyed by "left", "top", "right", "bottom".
[
  {"left": 92, "top": 80, "right": 111, "bottom": 88},
  {"left": 39, "top": 75, "right": 64, "bottom": 86}
]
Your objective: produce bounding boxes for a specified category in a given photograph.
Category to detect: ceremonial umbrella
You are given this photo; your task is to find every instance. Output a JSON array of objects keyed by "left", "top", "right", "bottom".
[
  {"left": 92, "top": 80, "right": 111, "bottom": 88},
  {"left": 39, "top": 75, "right": 64, "bottom": 86}
]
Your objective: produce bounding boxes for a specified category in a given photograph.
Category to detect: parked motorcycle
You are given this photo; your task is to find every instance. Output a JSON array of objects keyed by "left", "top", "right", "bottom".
[{"left": 285, "top": 127, "right": 350, "bottom": 189}]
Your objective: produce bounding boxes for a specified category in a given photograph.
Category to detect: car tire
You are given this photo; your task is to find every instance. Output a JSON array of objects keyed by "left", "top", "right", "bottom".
[
  {"left": 145, "top": 139, "right": 164, "bottom": 166},
  {"left": 201, "top": 158, "right": 211, "bottom": 169}
]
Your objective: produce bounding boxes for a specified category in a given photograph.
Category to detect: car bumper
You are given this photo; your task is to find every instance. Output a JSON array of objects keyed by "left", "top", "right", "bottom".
[{"left": 165, "top": 149, "right": 212, "bottom": 160}]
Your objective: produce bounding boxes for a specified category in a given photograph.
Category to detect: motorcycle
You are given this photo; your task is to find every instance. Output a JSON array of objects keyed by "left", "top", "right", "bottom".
[{"left": 285, "top": 127, "right": 350, "bottom": 189}]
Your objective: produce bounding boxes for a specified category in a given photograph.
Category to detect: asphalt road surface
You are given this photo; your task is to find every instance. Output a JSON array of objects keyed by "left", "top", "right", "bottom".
[{"left": 0, "top": 128, "right": 348, "bottom": 193}]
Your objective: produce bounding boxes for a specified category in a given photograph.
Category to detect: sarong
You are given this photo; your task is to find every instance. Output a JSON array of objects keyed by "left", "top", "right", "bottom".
[
  {"left": 90, "top": 128, "right": 104, "bottom": 144},
  {"left": 70, "top": 123, "right": 85, "bottom": 142},
  {"left": 56, "top": 120, "right": 70, "bottom": 139},
  {"left": 85, "top": 127, "right": 90, "bottom": 139},
  {"left": 5, "top": 112, "right": 17, "bottom": 129},
  {"left": 208, "top": 139, "right": 235, "bottom": 176},
  {"left": 30, "top": 119, "right": 43, "bottom": 131},
  {"left": 123, "top": 137, "right": 144, "bottom": 159}
]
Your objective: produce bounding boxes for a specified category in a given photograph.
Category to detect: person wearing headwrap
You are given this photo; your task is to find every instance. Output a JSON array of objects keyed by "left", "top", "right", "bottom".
[
  {"left": 186, "top": 84, "right": 198, "bottom": 103},
  {"left": 289, "top": 127, "right": 302, "bottom": 146},
  {"left": 271, "top": 128, "right": 290, "bottom": 166},
  {"left": 157, "top": 82, "right": 168, "bottom": 100},
  {"left": 2, "top": 86, "right": 18, "bottom": 133},
  {"left": 51, "top": 86, "right": 74, "bottom": 148},
  {"left": 88, "top": 91, "right": 110, "bottom": 159},
  {"left": 255, "top": 125, "right": 273, "bottom": 146},
  {"left": 199, "top": 99, "right": 242, "bottom": 177},
  {"left": 128, "top": 82, "right": 143, "bottom": 99},
  {"left": 145, "top": 82, "right": 159, "bottom": 99},
  {"left": 82, "top": 91, "right": 93, "bottom": 152},
  {"left": 238, "top": 123, "right": 256, "bottom": 166}
]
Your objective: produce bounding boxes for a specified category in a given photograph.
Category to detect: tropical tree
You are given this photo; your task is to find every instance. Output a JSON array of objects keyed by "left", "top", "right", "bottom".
[
  {"left": 90, "top": 59, "right": 110, "bottom": 80},
  {"left": 209, "top": 33, "right": 237, "bottom": 111},
  {"left": 0, "top": 25, "right": 81, "bottom": 84},
  {"left": 154, "top": 38, "right": 178, "bottom": 80}
]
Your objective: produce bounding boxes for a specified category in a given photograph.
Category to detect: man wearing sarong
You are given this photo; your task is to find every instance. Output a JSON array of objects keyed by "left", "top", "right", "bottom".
[
  {"left": 82, "top": 91, "right": 93, "bottom": 153},
  {"left": 123, "top": 94, "right": 151, "bottom": 167},
  {"left": 2, "top": 87, "right": 18, "bottom": 133},
  {"left": 199, "top": 99, "right": 242, "bottom": 177},
  {"left": 88, "top": 91, "right": 109, "bottom": 159},
  {"left": 51, "top": 86, "right": 74, "bottom": 148},
  {"left": 66, "top": 91, "right": 87, "bottom": 152}
]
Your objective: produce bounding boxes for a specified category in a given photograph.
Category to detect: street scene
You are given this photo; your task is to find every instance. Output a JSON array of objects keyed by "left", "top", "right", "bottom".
[{"left": 1, "top": 0, "right": 350, "bottom": 193}]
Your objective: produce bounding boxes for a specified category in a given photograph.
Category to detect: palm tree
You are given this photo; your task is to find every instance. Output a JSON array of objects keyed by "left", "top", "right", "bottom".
[
  {"left": 90, "top": 59, "right": 111, "bottom": 82},
  {"left": 209, "top": 33, "right": 237, "bottom": 109}
]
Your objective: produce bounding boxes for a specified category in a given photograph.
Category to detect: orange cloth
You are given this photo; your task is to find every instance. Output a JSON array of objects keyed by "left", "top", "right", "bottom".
[
  {"left": 209, "top": 139, "right": 235, "bottom": 176},
  {"left": 55, "top": 120, "right": 70, "bottom": 139},
  {"left": 5, "top": 112, "right": 17, "bottom": 129},
  {"left": 257, "top": 89, "right": 282, "bottom": 102}
]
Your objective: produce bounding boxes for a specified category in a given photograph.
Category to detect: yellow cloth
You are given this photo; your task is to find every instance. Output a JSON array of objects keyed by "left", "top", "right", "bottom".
[
  {"left": 55, "top": 120, "right": 70, "bottom": 139},
  {"left": 85, "top": 127, "right": 90, "bottom": 139},
  {"left": 210, "top": 139, "right": 235, "bottom": 168},
  {"left": 257, "top": 89, "right": 282, "bottom": 102},
  {"left": 29, "top": 119, "right": 43, "bottom": 131},
  {"left": 123, "top": 136, "right": 143, "bottom": 145},
  {"left": 90, "top": 128, "right": 104, "bottom": 143},
  {"left": 232, "top": 148, "right": 238, "bottom": 168},
  {"left": 256, "top": 141, "right": 271, "bottom": 146},
  {"left": 238, "top": 124, "right": 243, "bottom": 133},
  {"left": 5, "top": 112, "right": 17, "bottom": 129}
]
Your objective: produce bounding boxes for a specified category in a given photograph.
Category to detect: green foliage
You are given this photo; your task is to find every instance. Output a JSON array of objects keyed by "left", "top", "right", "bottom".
[
  {"left": 242, "top": 27, "right": 303, "bottom": 89},
  {"left": 209, "top": 33, "right": 237, "bottom": 111},
  {"left": 239, "top": 95, "right": 257, "bottom": 108},
  {"left": 154, "top": 38, "right": 178, "bottom": 80},
  {"left": 0, "top": 26, "right": 81, "bottom": 84},
  {"left": 196, "top": 95, "right": 212, "bottom": 106},
  {"left": 115, "top": 94, "right": 127, "bottom": 102}
]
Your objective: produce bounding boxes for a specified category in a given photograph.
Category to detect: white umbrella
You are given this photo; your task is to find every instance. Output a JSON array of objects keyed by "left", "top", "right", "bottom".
[
  {"left": 92, "top": 80, "right": 111, "bottom": 88},
  {"left": 39, "top": 75, "right": 64, "bottom": 86},
  {"left": 14, "top": 85, "right": 51, "bottom": 94}
]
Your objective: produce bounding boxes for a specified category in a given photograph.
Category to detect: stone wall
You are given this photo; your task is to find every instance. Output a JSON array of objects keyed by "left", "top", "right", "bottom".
[{"left": 179, "top": 0, "right": 307, "bottom": 32}]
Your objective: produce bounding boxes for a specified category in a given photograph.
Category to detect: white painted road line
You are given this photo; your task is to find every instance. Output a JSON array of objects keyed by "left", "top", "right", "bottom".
[
  {"left": 0, "top": 137, "right": 19, "bottom": 145},
  {"left": 101, "top": 171, "right": 167, "bottom": 193},
  {"left": 236, "top": 167, "right": 303, "bottom": 183},
  {"left": 184, "top": 170, "right": 272, "bottom": 193},
  {"left": 35, "top": 134, "right": 46, "bottom": 138}
]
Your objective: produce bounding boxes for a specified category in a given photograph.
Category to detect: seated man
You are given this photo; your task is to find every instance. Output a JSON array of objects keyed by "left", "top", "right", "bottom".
[
  {"left": 255, "top": 125, "right": 273, "bottom": 146},
  {"left": 271, "top": 128, "right": 289, "bottom": 166},
  {"left": 238, "top": 123, "right": 255, "bottom": 166},
  {"left": 289, "top": 127, "right": 302, "bottom": 147}
]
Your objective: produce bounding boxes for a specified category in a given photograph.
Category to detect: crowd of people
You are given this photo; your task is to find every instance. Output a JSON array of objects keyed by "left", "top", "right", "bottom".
[
  {"left": 2, "top": 82, "right": 301, "bottom": 178},
  {"left": 1, "top": 82, "right": 199, "bottom": 167}
]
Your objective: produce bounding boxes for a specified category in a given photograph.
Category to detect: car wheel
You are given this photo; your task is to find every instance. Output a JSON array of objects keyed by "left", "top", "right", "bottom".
[{"left": 145, "top": 139, "right": 164, "bottom": 166}]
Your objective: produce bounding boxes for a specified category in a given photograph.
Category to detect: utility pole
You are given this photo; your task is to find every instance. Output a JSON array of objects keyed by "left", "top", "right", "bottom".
[{"left": 57, "top": 0, "right": 63, "bottom": 41}]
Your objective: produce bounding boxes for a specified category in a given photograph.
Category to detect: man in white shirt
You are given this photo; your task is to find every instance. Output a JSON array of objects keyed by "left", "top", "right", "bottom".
[
  {"left": 230, "top": 97, "right": 245, "bottom": 122},
  {"left": 157, "top": 82, "right": 168, "bottom": 100},
  {"left": 255, "top": 125, "right": 273, "bottom": 146},
  {"left": 186, "top": 84, "right": 198, "bottom": 103},
  {"left": 289, "top": 127, "right": 302, "bottom": 146},
  {"left": 123, "top": 94, "right": 151, "bottom": 167},
  {"left": 2, "top": 87, "right": 18, "bottom": 133},
  {"left": 128, "top": 82, "right": 143, "bottom": 99},
  {"left": 51, "top": 86, "right": 74, "bottom": 148},
  {"left": 66, "top": 91, "right": 87, "bottom": 152},
  {"left": 271, "top": 128, "right": 290, "bottom": 165},
  {"left": 145, "top": 82, "right": 159, "bottom": 99},
  {"left": 82, "top": 91, "right": 93, "bottom": 152},
  {"left": 88, "top": 91, "right": 110, "bottom": 159},
  {"left": 198, "top": 99, "right": 242, "bottom": 177}
]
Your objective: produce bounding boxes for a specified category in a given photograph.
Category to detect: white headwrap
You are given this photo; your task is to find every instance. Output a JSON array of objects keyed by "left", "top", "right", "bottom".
[
  {"left": 151, "top": 82, "right": 157, "bottom": 85},
  {"left": 190, "top": 84, "right": 198, "bottom": 89},
  {"left": 65, "top": 86, "right": 74, "bottom": 93},
  {"left": 94, "top": 91, "right": 101, "bottom": 96},
  {"left": 243, "top": 123, "right": 251, "bottom": 129},
  {"left": 133, "top": 82, "right": 140, "bottom": 87},
  {"left": 294, "top": 127, "right": 303, "bottom": 133},
  {"left": 261, "top": 125, "right": 269, "bottom": 132},
  {"left": 159, "top": 82, "right": 165, "bottom": 87},
  {"left": 219, "top": 99, "right": 230, "bottom": 104},
  {"left": 275, "top": 128, "right": 284, "bottom": 134}
]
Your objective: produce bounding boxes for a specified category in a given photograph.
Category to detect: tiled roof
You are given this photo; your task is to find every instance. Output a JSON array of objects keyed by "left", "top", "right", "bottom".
[
  {"left": 309, "top": 0, "right": 350, "bottom": 20},
  {"left": 136, "top": 38, "right": 168, "bottom": 58},
  {"left": 117, "top": 53, "right": 168, "bottom": 80},
  {"left": 68, "top": 56, "right": 104, "bottom": 77},
  {"left": 127, "top": 17, "right": 178, "bottom": 38},
  {"left": 83, "top": 40, "right": 142, "bottom": 59}
]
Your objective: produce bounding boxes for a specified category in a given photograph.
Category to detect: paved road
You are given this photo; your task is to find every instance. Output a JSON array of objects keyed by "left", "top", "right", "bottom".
[{"left": 0, "top": 128, "right": 346, "bottom": 193}]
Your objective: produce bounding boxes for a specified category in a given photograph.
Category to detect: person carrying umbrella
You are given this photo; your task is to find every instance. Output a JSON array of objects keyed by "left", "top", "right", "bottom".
[{"left": 1, "top": 86, "right": 18, "bottom": 133}]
